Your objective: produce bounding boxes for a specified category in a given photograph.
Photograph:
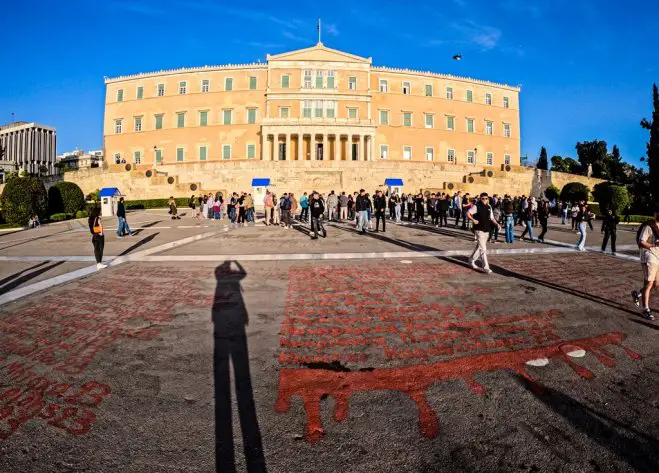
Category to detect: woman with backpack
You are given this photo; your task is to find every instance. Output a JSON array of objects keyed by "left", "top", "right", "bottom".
[{"left": 88, "top": 207, "right": 107, "bottom": 270}]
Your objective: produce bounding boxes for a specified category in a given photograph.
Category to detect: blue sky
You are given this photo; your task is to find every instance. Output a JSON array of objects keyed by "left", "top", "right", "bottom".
[{"left": 2, "top": 0, "right": 657, "bottom": 167}]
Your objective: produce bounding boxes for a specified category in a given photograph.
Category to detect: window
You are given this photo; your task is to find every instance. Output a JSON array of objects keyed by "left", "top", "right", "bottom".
[
  {"left": 486, "top": 152, "right": 494, "bottom": 166},
  {"left": 202, "top": 79, "right": 210, "bottom": 93},
  {"left": 176, "top": 147, "right": 184, "bottom": 162},
  {"left": 485, "top": 121, "right": 493, "bottom": 135},
  {"left": 303, "top": 100, "right": 312, "bottom": 118},
  {"left": 326, "top": 101, "right": 335, "bottom": 119},
  {"left": 446, "top": 116, "right": 455, "bottom": 130},
  {"left": 247, "top": 108, "right": 256, "bottom": 124},
  {"left": 315, "top": 70, "right": 323, "bottom": 88},
  {"left": 247, "top": 144, "right": 256, "bottom": 159},
  {"left": 249, "top": 76, "right": 257, "bottom": 90},
  {"left": 304, "top": 70, "right": 312, "bottom": 88},
  {"left": 114, "top": 119, "right": 122, "bottom": 134},
  {"left": 447, "top": 149, "right": 455, "bottom": 163},
  {"left": 348, "top": 107, "right": 357, "bottom": 119},
  {"left": 179, "top": 81, "right": 187, "bottom": 94},
  {"left": 116, "top": 89, "right": 124, "bottom": 102},
  {"left": 348, "top": 76, "right": 356, "bottom": 90},
  {"left": 280, "top": 107, "right": 289, "bottom": 119},
  {"left": 403, "top": 112, "right": 412, "bottom": 127},
  {"left": 222, "top": 145, "right": 231, "bottom": 160},
  {"left": 134, "top": 116, "right": 142, "bottom": 132},
  {"left": 446, "top": 87, "right": 453, "bottom": 100},
  {"left": 315, "top": 100, "right": 323, "bottom": 118},
  {"left": 379, "top": 79, "right": 388, "bottom": 92},
  {"left": 425, "top": 114, "right": 434, "bottom": 129},
  {"left": 425, "top": 84, "right": 433, "bottom": 97},
  {"left": 199, "top": 146, "right": 207, "bottom": 161},
  {"left": 136, "top": 86, "right": 143, "bottom": 99},
  {"left": 403, "top": 81, "right": 411, "bottom": 95},
  {"left": 380, "top": 144, "right": 388, "bottom": 159},
  {"left": 224, "top": 77, "right": 233, "bottom": 91},
  {"left": 485, "top": 93, "right": 492, "bottom": 105},
  {"left": 466, "top": 90, "right": 473, "bottom": 102},
  {"left": 467, "top": 150, "right": 475, "bottom": 164},
  {"left": 503, "top": 96, "right": 509, "bottom": 109},
  {"left": 327, "top": 70, "right": 335, "bottom": 88},
  {"left": 222, "top": 109, "right": 232, "bottom": 125},
  {"left": 504, "top": 154, "right": 511, "bottom": 165},
  {"left": 199, "top": 110, "right": 208, "bottom": 127},
  {"left": 177, "top": 112, "right": 185, "bottom": 128},
  {"left": 157, "top": 83, "right": 165, "bottom": 97},
  {"left": 467, "top": 118, "right": 474, "bottom": 133},
  {"left": 504, "top": 123, "right": 511, "bottom": 137},
  {"left": 134, "top": 151, "right": 141, "bottom": 164},
  {"left": 403, "top": 146, "right": 412, "bottom": 160},
  {"left": 155, "top": 114, "right": 163, "bottom": 130},
  {"left": 426, "top": 147, "right": 434, "bottom": 161},
  {"left": 281, "top": 74, "right": 290, "bottom": 88},
  {"left": 155, "top": 149, "right": 162, "bottom": 164},
  {"left": 379, "top": 110, "right": 389, "bottom": 125}
]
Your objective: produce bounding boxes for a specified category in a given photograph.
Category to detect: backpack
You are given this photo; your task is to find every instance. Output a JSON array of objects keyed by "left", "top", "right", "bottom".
[
  {"left": 281, "top": 198, "right": 292, "bottom": 211},
  {"left": 637, "top": 220, "right": 659, "bottom": 247}
]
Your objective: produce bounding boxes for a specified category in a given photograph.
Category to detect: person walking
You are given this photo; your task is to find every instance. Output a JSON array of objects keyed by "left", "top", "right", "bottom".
[
  {"left": 309, "top": 192, "right": 326, "bottom": 239},
  {"left": 89, "top": 207, "right": 107, "bottom": 270},
  {"left": 502, "top": 195, "right": 515, "bottom": 244},
  {"left": 339, "top": 192, "right": 349, "bottom": 222},
  {"left": 467, "top": 193, "right": 501, "bottom": 274},
  {"left": 355, "top": 189, "right": 371, "bottom": 235},
  {"left": 415, "top": 193, "right": 426, "bottom": 224},
  {"left": 561, "top": 201, "right": 568, "bottom": 225},
  {"left": 488, "top": 199, "right": 502, "bottom": 243},
  {"left": 374, "top": 190, "right": 387, "bottom": 232},
  {"left": 116, "top": 197, "right": 132, "bottom": 238},
  {"left": 538, "top": 200, "right": 550, "bottom": 242},
  {"left": 575, "top": 203, "right": 588, "bottom": 251},
  {"left": 601, "top": 208, "right": 619, "bottom": 254},
  {"left": 168, "top": 196, "right": 180, "bottom": 220},
  {"left": 570, "top": 203, "right": 579, "bottom": 231},
  {"left": 280, "top": 193, "right": 292, "bottom": 229},
  {"left": 631, "top": 204, "right": 659, "bottom": 320},
  {"left": 520, "top": 198, "right": 536, "bottom": 242}
]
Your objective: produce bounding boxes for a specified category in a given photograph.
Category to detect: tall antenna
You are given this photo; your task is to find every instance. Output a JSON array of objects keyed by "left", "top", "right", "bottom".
[{"left": 317, "top": 18, "right": 322, "bottom": 44}]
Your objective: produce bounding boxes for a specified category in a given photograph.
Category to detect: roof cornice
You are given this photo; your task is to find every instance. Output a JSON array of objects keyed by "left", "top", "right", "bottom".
[
  {"left": 373, "top": 66, "right": 521, "bottom": 91},
  {"left": 105, "top": 63, "right": 268, "bottom": 84}
]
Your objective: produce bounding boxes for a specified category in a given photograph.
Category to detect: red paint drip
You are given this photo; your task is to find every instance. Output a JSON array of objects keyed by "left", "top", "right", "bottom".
[{"left": 275, "top": 332, "right": 640, "bottom": 443}]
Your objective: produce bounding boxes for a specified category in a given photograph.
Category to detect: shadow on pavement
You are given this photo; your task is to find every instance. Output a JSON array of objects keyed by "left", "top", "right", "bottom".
[
  {"left": 212, "top": 261, "right": 267, "bottom": 473},
  {"left": 117, "top": 233, "right": 159, "bottom": 257},
  {"left": 131, "top": 220, "right": 163, "bottom": 236},
  {"left": 0, "top": 261, "right": 65, "bottom": 296},
  {"left": 0, "top": 261, "right": 49, "bottom": 286}
]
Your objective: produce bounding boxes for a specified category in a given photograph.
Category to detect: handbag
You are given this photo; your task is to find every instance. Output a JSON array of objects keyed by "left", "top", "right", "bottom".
[{"left": 92, "top": 218, "right": 102, "bottom": 234}]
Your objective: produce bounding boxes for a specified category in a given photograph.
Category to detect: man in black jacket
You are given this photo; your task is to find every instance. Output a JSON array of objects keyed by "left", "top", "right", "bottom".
[
  {"left": 355, "top": 189, "right": 372, "bottom": 235},
  {"left": 601, "top": 208, "right": 619, "bottom": 254},
  {"left": 373, "top": 190, "right": 387, "bottom": 232},
  {"left": 116, "top": 197, "right": 132, "bottom": 238},
  {"left": 438, "top": 194, "right": 450, "bottom": 227},
  {"left": 309, "top": 192, "right": 326, "bottom": 239}
]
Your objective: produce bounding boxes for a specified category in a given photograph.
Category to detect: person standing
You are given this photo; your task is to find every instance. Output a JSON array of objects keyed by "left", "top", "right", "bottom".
[
  {"left": 561, "top": 201, "right": 568, "bottom": 225},
  {"left": 116, "top": 197, "right": 132, "bottom": 238},
  {"left": 429, "top": 193, "right": 439, "bottom": 226},
  {"left": 502, "top": 195, "right": 515, "bottom": 244},
  {"left": 488, "top": 199, "right": 502, "bottom": 243},
  {"left": 309, "top": 192, "right": 326, "bottom": 239},
  {"left": 289, "top": 192, "right": 298, "bottom": 225},
  {"left": 280, "top": 193, "right": 292, "bottom": 229},
  {"left": 355, "top": 189, "right": 371, "bottom": 235},
  {"left": 467, "top": 193, "right": 501, "bottom": 274},
  {"left": 339, "top": 192, "right": 349, "bottom": 222},
  {"left": 453, "top": 192, "right": 463, "bottom": 227},
  {"left": 189, "top": 195, "right": 197, "bottom": 219},
  {"left": 631, "top": 205, "right": 659, "bottom": 320},
  {"left": 264, "top": 191, "right": 274, "bottom": 225},
  {"left": 244, "top": 193, "right": 254, "bottom": 223},
  {"left": 438, "top": 193, "right": 449, "bottom": 227},
  {"left": 461, "top": 193, "right": 471, "bottom": 230},
  {"left": 570, "top": 203, "right": 579, "bottom": 231},
  {"left": 538, "top": 200, "right": 550, "bottom": 242},
  {"left": 601, "top": 208, "right": 619, "bottom": 254},
  {"left": 392, "top": 193, "right": 402, "bottom": 223},
  {"left": 575, "top": 203, "right": 588, "bottom": 251},
  {"left": 347, "top": 193, "right": 355, "bottom": 221},
  {"left": 168, "top": 196, "right": 180, "bottom": 220},
  {"left": 520, "top": 198, "right": 536, "bottom": 242},
  {"left": 374, "top": 190, "right": 387, "bottom": 232},
  {"left": 415, "top": 193, "right": 426, "bottom": 224},
  {"left": 407, "top": 193, "right": 415, "bottom": 222},
  {"left": 299, "top": 192, "right": 309, "bottom": 222},
  {"left": 272, "top": 194, "right": 280, "bottom": 226},
  {"left": 89, "top": 207, "right": 107, "bottom": 270},
  {"left": 326, "top": 191, "right": 339, "bottom": 222}
]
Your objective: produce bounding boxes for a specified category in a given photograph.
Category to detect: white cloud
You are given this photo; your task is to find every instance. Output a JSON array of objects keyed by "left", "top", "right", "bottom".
[
  {"left": 453, "top": 20, "right": 502, "bottom": 50},
  {"left": 282, "top": 31, "right": 309, "bottom": 43},
  {"left": 500, "top": 0, "right": 546, "bottom": 18},
  {"left": 325, "top": 23, "right": 340, "bottom": 36},
  {"left": 269, "top": 16, "right": 301, "bottom": 29}
]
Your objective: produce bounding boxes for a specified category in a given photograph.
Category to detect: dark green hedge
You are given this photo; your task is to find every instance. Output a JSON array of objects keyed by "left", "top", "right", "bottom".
[
  {"left": 125, "top": 198, "right": 188, "bottom": 210},
  {"left": 75, "top": 210, "right": 89, "bottom": 219},
  {"left": 49, "top": 213, "right": 73, "bottom": 222},
  {"left": 0, "top": 176, "right": 48, "bottom": 225},
  {"left": 48, "top": 182, "right": 85, "bottom": 215},
  {"left": 559, "top": 182, "right": 590, "bottom": 203}
]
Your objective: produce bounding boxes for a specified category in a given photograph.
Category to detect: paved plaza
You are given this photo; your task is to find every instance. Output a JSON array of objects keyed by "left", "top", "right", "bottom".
[{"left": 0, "top": 210, "right": 657, "bottom": 473}]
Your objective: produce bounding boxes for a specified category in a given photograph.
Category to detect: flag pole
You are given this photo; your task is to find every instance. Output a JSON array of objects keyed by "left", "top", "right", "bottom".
[{"left": 317, "top": 18, "right": 321, "bottom": 44}]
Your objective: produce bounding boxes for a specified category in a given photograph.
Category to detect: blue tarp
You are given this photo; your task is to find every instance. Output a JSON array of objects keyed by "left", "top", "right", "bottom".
[
  {"left": 385, "top": 178, "right": 404, "bottom": 186},
  {"left": 99, "top": 187, "right": 122, "bottom": 197},
  {"left": 251, "top": 178, "right": 270, "bottom": 186}
]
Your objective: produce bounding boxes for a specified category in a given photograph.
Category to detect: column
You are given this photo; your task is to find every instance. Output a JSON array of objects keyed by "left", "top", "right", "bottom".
[
  {"left": 297, "top": 133, "right": 303, "bottom": 161},
  {"left": 359, "top": 134, "right": 364, "bottom": 161},
  {"left": 261, "top": 133, "right": 267, "bottom": 160},
  {"left": 323, "top": 133, "right": 329, "bottom": 161},
  {"left": 285, "top": 133, "right": 291, "bottom": 161},
  {"left": 345, "top": 135, "right": 351, "bottom": 161},
  {"left": 367, "top": 135, "right": 373, "bottom": 161}
]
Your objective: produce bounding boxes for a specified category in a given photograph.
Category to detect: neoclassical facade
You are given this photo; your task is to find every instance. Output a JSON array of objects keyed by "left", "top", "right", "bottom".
[{"left": 104, "top": 43, "right": 520, "bottom": 169}]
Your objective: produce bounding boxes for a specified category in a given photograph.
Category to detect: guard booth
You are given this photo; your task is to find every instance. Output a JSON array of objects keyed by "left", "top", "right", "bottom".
[
  {"left": 99, "top": 187, "right": 123, "bottom": 218},
  {"left": 251, "top": 178, "right": 271, "bottom": 208},
  {"left": 384, "top": 178, "right": 404, "bottom": 197}
]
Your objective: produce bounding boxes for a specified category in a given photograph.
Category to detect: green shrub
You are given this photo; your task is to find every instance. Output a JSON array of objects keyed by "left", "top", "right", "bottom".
[
  {"left": 592, "top": 182, "right": 631, "bottom": 215},
  {"left": 0, "top": 176, "right": 48, "bottom": 225},
  {"left": 75, "top": 210, "right": 89, "bottom": 219},
  {"left": 50, "top": 213, "right": 72, "bottom": 222},
  {"left": 48, "top": 182, "right": 85, "bottom": 215},
  {"left": 588, "top": 203, "right": 601, "bottom": 216},
  {"left": 125, "top": 198, "right": 188, "bottom": 210},
  {"left": 544, "top": 185, "right": 560, "bottom": 201},
  {"left": 559, "top": 182, "right": 590, "bottom": 203}
]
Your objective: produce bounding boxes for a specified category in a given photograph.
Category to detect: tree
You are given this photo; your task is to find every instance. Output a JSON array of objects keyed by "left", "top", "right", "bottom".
[
  {"left": 0, "top": 176, "right": 48, "bottom": 225},
  {"left": 559, "top": 182, "right": 590, "bottom": 203},
  {"left": 536, "top": 146, "right": 548, "bottom": 170},
  {"left": 551, "top": 155, "right": 582, "bottom": 174},
  {"left": 575, "top": 140, "right": 608, "bottom": 177},
  {"left": 48, "top": 182, "right": 85, "bottom": 215},
  {"left": 592, "top": 182, "right": 631, "bottom": 215},
  {"left": 544, "top": 185, "right": 560, "bottom": 201},
  {"left": 641, "top": 83, "right": 659, "bottom": 202},
  {"left": 605, "top": 145, "right": 625, "bottom": 183}
]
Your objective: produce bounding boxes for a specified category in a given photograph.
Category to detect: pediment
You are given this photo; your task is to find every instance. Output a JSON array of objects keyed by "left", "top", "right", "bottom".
[{"left": 267, "top": 43, "right": 371, "bottom": 64}]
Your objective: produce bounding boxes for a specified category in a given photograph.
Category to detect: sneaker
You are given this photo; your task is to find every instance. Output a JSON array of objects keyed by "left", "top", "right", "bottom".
[
  {"left": 483, "top": 268, "right": 493, "bottom": 274},
  {"left": 631, "top": 290, "right": 641, "bottom": 307},
  {"left": 470, "top": 260, "right": 478, "bottom": 269},
  {"left": 641, "top": 308, "right": 655, "bottom": 321},
  {"left": 311, "top": 236, "right": 318, "bottom": 240},
  {"left": 96, "top": 263, "right": 107, "bottom": 270},
  {"left": 322, "top": 229, "right": 327, "bottom": 238}
]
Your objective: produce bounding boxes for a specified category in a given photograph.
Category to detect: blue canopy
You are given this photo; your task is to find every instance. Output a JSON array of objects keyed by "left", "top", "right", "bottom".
[
  {"left": 99, "top": 187, "right": 122, "bottom": 197},
  {"left": 385, "top": 178, "right": 404, "bottom": 186},
  {"left": 251, "top": 178, "right": 270, "bottom": 186}
]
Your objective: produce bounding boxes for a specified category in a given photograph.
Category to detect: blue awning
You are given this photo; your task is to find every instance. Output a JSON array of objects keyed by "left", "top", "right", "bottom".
[
  {"left": 99, "top": 187, "right": 122, "bottom": 197},
  {"left": 251, "top": 178, "right": 270, "bottom": 186},
  {"left": 385, "top": 178, "right": 404, "bottom": 186}
]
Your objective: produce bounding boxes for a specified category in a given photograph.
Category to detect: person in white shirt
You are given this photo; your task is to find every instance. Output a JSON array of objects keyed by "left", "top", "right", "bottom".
[{"left": 632, "top": 204, "right": 659, "bottom": 320}]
